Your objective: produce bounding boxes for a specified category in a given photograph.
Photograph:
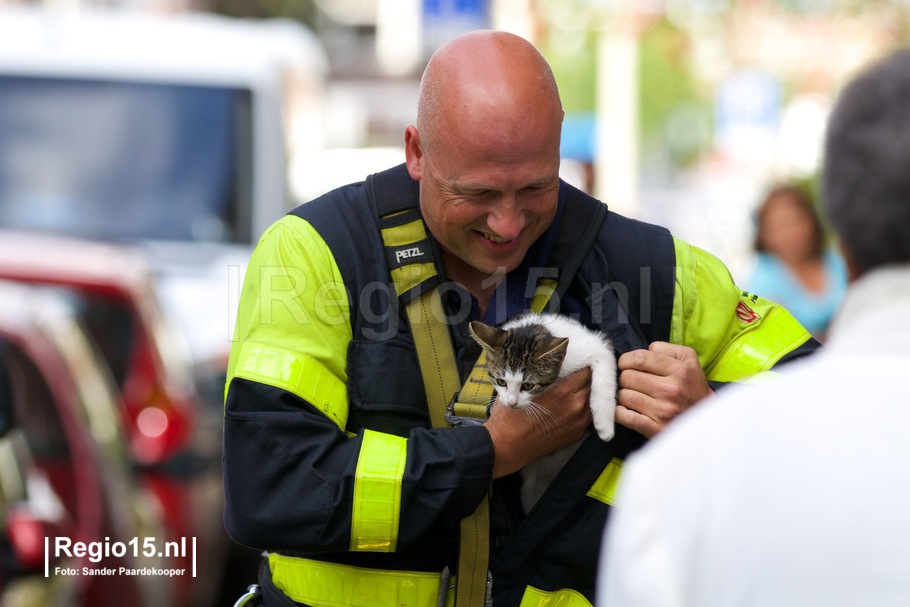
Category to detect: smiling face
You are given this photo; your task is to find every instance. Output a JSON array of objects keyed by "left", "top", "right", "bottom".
[
  {"left": 405, "top": 31, "right": 564, "bottom": 292},
  {"left": 411, "top": 121, "right": 561, "bottom": 281}
]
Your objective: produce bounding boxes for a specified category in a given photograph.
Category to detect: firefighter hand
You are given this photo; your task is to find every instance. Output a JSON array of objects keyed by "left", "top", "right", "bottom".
[
  {"left": 616, "top": 342, "right": 712, "bottom": 438},
  {"left": 484, "top": 367, "right": 593, "bottom": 479}
]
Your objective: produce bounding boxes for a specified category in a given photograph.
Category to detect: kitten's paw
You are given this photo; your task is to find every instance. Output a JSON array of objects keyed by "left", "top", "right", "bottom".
[
  {"left": 593, "top": 420, "right": 615, "bottom": 442},
  {"left": 596, "top": 428, "right": 615, "bottom": 442}
]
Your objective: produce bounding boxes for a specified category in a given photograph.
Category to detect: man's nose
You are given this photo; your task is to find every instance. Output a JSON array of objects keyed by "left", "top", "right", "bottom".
[{"left": 487, "top": 199, "right": 524, "bottom": 240}]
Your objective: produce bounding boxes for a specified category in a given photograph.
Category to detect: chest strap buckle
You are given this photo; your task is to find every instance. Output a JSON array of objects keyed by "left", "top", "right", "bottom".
[{"left": 444, "top": 393, "right": 492, "bottom": 428}]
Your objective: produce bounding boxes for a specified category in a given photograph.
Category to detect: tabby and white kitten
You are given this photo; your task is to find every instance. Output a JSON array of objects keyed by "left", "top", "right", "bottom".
[{"left": 469, "top": 313, "right": 617, "bottom": 512}]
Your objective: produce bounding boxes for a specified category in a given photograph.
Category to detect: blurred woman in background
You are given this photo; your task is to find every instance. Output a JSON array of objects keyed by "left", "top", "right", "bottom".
[{"left": 746, "top": 184, "right": 847, "bottom": 340}]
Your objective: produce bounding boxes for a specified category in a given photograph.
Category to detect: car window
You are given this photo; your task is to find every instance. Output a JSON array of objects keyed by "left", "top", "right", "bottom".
[
  {"left": 64, "top": 291, "right": 135, "bottom": 390},
  {"left": 2, "top": 342, "right": 75, "bottom": 513}
]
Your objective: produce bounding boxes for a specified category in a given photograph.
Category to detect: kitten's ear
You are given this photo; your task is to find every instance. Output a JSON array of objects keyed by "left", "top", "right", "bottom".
[
  {"left": 538, "top": 336, "right": 569, "bottom": 362},
  {"left": 469, "top": 321, "right": 506, "bottom": 350}
]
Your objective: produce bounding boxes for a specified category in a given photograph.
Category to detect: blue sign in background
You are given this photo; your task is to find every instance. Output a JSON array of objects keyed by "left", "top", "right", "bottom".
[
  {"left": 716, "top": 69, "right": 781, "bottom": 133},
  {"left": 422, "top": 0, "right": 491, "bottom": 59},
  {"left": 423, "top": 0, "right": 489, "bottom": 20}
]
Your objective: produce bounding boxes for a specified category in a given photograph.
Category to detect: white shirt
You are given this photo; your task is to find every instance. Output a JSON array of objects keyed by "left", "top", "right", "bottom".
[{"left": 598, "top": 265, "right": 910, "bottom": 607}]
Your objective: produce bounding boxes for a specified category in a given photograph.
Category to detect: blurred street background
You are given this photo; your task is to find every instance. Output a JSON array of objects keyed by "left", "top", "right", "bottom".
[{"left": 0, "top": 0, "right": 907, "bottom": 605}]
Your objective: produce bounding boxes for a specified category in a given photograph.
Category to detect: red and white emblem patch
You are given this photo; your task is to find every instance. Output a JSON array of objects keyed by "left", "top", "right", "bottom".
[{"left": 736, "top": 301, "right": 760, "bottom": 324}]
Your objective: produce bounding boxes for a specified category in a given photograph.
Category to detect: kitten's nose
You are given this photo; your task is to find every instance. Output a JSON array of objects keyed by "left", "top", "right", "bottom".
[{"left": 507, "top": 394, "right": 518, "bottom": 406}]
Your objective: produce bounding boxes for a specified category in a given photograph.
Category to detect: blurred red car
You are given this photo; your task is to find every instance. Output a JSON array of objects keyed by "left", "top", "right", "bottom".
[
  {"left": 0, "top": 279, "right": 170, "bottom": 606},
  {"left": 0, "top": 231, "right": 228, "bottom": 607}
]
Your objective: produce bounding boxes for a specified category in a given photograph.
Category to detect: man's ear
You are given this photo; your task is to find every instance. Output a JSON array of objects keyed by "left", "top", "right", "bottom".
[{"left": 404, "top": 124, "right": 423, "bottom": 181}]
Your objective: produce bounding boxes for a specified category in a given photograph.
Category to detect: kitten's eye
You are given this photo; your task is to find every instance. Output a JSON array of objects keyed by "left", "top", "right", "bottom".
[
  {"left": 521, "top": 382, "right": 535, "bottom": 391},
  {"left": 494, "top": 378, "right": 507, "bottom": 387}
]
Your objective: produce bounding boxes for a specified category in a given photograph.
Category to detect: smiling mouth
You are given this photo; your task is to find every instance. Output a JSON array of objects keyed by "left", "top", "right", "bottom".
[{"left": 480, "top": 231, "right": 513, "bottom": 245}]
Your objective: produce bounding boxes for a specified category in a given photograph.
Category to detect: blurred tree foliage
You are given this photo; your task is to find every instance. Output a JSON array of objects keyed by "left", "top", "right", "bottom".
[
  {"left": 211, "top": 0, "right": 317, "bottom": 27},
  {"left": 638, "top": 18, "right": 712, "bottom": 167},
  {"left": 539, "top": 13, "right": 712, "bottom": 169},
  {"left": 538, "top": 28, "right": 598, "bottom": 116}
]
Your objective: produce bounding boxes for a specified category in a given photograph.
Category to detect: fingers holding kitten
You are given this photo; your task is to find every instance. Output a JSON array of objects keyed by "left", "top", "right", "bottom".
[{"left": 616, "top": 341, "right": 713, "bottom": 438}]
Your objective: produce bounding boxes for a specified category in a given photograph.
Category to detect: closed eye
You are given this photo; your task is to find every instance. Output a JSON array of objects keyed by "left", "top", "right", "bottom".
[
  {"left": 521, "top": 179, "right": 558, "bottom": 195},
  {"left": 458, "top": 187, "right": 495, "bottom": 199}
]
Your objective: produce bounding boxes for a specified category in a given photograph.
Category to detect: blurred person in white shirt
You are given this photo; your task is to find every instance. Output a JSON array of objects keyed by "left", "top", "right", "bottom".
[{"left": 597, "top": 47, "right": 910, "bottom": 607}]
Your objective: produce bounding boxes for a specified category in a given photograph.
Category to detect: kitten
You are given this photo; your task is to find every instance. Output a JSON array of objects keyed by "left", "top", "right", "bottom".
[{"left": 469, "top": 313, "right": 617, "bottom": 513}]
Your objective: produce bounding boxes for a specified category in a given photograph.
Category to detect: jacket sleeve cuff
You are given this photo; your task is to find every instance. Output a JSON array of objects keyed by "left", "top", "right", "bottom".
[{"left": 442, "top": 426, "right": 495, "bottom": 523}]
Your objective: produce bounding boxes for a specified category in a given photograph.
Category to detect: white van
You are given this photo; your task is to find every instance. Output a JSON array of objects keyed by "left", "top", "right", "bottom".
[{"left": 0, "top": 6, "right": 328, "bottom": 371}]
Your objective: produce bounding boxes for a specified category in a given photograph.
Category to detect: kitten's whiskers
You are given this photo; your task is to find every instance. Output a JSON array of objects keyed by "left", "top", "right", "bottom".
[{"left": 523, "top": 400, "right": 556, "bottom": 434}]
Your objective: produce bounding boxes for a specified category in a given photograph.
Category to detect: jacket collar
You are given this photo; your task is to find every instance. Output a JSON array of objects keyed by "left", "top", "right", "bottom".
[{"left": 827, "top": 263, "right": 910, "bottom": 352}]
